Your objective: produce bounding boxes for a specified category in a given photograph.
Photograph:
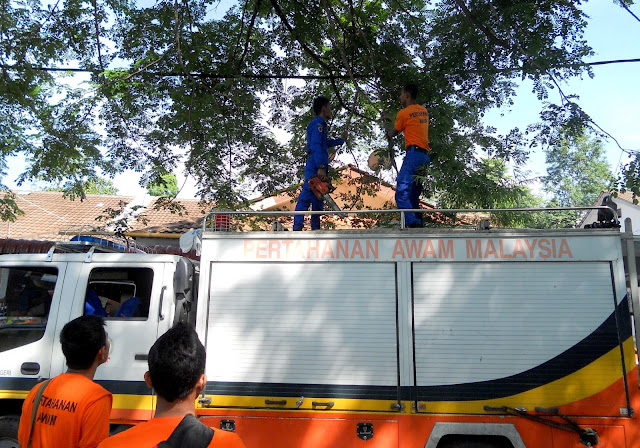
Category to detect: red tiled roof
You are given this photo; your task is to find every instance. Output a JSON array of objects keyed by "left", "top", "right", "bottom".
[
  {"left": 615, "top": 191, "right": 639, "bottom": 204},
  {"left": 129, "top": 198, "right": 209, "bottom": 234},
  {"left": 127, "top": 166, "right": 413, "bottom": 234},
  {"left": 3, "top": 166, "right": 460, "bottom": 239},
  {"left": 251, "top": 165, "right": 403, "bottom": 212},
  {"left": 2, "top": 191, "right": 133, "bottom": 240}
]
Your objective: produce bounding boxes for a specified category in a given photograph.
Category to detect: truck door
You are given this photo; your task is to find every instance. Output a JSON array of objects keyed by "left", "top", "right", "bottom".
[
  {"left": 0, "top": 262, "right": 68, "bottom": 392},
  {"left": 59, "top": 262, "right": 173, "bottom": 421}
]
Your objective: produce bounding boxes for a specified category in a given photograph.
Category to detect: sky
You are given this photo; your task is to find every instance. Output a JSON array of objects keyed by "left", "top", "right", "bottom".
[
  {"left": 485, "top": 1, "right": 640, "bottom": 184},
  {"left": 4, "top": 0, "right": 640, "bottom": 200}
]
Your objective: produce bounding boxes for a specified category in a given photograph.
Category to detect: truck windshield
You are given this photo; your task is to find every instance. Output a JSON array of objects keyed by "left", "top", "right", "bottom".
[{"left": 0, "top": 266, "right": 57, "bottom": 352}]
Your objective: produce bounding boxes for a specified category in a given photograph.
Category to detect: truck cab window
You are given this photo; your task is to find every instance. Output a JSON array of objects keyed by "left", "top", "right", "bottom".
[
  {"left": 83, "top": 268, "right": 153, "bottom": 320},
  {"left": 0, "top": 267, "right": 58, "bottom": 352}
]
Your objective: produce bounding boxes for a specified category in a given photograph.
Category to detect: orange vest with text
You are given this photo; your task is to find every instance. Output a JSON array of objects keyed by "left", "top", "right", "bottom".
[
  {"left": 394, "top": 104, "right": 430, "bottom": 150},
  {"left": 18, "top": 373, "right": 112, "bottom": 448}
]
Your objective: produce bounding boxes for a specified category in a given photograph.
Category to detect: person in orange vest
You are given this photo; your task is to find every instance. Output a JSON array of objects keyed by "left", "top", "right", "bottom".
[
  {"left": 18, "top": 315, "right": 112, "bottom": 448},
  {"left": 383, "top": 83, "right": 431, "bottom": 228},
  {"left": 97, "top": 323, "right": 246, "bottom": 448}
]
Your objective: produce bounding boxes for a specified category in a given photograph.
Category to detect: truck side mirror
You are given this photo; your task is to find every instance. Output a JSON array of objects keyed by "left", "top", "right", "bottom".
[{"left": 173, "top": 258, "right": 195, "bottom": 325}]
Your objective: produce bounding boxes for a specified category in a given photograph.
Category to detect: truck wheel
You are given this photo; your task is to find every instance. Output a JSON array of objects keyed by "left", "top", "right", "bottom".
[{"left": 0, "top": 415, "right": 20, "bottom": 448}]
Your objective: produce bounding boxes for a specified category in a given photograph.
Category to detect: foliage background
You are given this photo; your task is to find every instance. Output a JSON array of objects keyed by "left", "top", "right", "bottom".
[{"left": 0, "top": 0, "right": 634, "bottom": 225}]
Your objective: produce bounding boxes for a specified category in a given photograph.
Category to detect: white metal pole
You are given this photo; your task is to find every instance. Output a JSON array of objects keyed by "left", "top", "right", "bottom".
[{"left": 624, "top": 218, "right": 640, "bottom": 384}]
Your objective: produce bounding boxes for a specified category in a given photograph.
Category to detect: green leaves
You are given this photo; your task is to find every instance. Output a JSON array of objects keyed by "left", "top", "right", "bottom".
[
  {"left": 147, "top": 172, "right": 179, "bottom": 197},
  {"left": 0, "top": 189, "right": 24, "bottom": 222},
  {"left": 1, "top": 0, "right": 621, "bottom": 223},
  {"left": 543, "top": 133, "right": 615, "bottom": 206}
]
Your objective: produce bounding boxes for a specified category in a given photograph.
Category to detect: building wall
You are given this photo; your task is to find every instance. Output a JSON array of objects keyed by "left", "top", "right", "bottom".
[{"left": 581, "top": 197, "right": 640, "bottom": 235}]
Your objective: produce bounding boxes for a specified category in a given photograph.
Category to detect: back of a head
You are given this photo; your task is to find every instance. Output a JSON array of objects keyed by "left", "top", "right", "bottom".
[
  {"left": 403, "top": 83, "right": 418, "bottom": 100},
  {"left": 313, "top": 96, "right": 330, "bottom": 115},
  {"left": 61, "top": 315, "right": 106, "bottom": 370},
  {"left": 148, "top": 322, "right": 206, "bottom": 403}
]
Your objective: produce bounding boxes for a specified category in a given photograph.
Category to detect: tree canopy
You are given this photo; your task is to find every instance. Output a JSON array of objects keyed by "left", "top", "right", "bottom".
[
  {"left": 543, "top": 133, "right": 614, "bottom": 208},
  {"left": 46, "top": 177, "right": 119, "bottom": 195},
  {"left": 0, "top": 0, "right": 635, "bottom": 220},
  {"left": 147, "top": 173, "right": 179, "bottom": 197}
]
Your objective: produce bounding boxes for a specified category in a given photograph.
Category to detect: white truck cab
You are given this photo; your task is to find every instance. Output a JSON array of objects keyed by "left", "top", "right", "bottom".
[{"left": 0, "top": 245, "right": 198, "bottom": 440}]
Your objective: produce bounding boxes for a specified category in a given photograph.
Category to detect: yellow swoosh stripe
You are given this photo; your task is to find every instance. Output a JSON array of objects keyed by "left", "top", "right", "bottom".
[{"left": 418, "top": 337, "right": 636, "bottom": 414}]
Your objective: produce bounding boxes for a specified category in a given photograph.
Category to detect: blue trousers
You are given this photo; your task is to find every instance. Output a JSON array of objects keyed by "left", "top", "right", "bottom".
[
  {"left": 294, "top": 169, "right": 323, "bottom": 230},
  {"left": 396, "top": 150, "right": 430, "bottom": 226}
]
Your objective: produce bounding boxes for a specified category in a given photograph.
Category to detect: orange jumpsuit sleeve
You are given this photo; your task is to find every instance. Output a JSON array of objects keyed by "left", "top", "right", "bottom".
[{"left": 78, "top": 393, "right": 113, "bottom": 448}]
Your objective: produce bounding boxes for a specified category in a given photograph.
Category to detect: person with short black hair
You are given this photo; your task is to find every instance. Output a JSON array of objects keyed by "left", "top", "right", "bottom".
[
  {"left": 18, "top": 315, "right": 112, "bottom": 448},
  {"left": 61, "top": 315, "right": 109, "bottom": 369},
  {"left": 97, "top": 323, "right": 246, "bottom": 448},
  {"left": 383, "top": 83, "right": 431, "bottom": 228},
  {"left": 147, "top": 321, "right": 206, "bottom": 402},
  {"left": 293, "top": 96, "right": 347, "bottom": 231}
]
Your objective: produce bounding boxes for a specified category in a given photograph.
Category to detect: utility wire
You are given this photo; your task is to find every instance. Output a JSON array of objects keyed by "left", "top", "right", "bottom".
[
  {"left": 0, "top": 66, "right": 372, "bottom": 79},
  {"left": 576, "top": 57, "right": 640, "bottom": 67},
  {"left": 3, "top": 58, "right": 640, "bottom": 79},
  {"left": 620, "top": 2, "right": 640, "bottom": 22},
  {"left": 485, "top": 8, "right": 640, "bottom": 157}
]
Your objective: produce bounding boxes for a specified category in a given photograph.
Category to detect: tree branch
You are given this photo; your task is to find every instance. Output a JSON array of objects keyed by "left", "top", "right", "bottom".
[
  {"left": 452, "top": 0, "right": 510, "bottom": 48},
  {"left": 122, "top": 43, "right": 176, "bottom": 81},
  {"left": 229, "top": 0, "right": 249, "bottom": 65},
  {"left": 267, "top": 0, "right": 331, "bottom": 72},
  {"left": 268, "top": 0, "right": 370, "bottom": 120},
  {"left": 236, "top": 0, "right": 262, "bottom": 70},
  {"left": 91, "top": 0, "right": 106, "bottom": 72},
  {"left": 322, "top": 0, "right": 380, "bottom": 116}
]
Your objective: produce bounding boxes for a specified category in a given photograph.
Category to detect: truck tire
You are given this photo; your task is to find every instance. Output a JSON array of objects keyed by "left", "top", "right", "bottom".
[{"left": 0, "top": 415, "right": 20, "bottom": 448}]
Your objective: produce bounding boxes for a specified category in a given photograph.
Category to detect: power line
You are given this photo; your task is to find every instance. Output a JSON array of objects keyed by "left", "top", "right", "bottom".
[
  {"left": 620, "top": 3, "right": 640, "bottom": 22},
  {"left": 0, "top": 65, "right": 372, "bottom": 80},
  {"left": 3, "top": 57, "right": 640, "bottom": 79},
  {"left": 580, "top": 57, "right": 640, "bottom": 66}
]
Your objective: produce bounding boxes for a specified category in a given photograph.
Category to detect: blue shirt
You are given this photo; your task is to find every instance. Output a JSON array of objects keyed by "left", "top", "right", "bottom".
[{"left": 306, "top": 116, "right": 344, "bottom": 174}]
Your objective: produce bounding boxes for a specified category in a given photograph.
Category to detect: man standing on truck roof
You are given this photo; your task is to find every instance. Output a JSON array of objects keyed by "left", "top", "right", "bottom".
[
  {"left": 383, "top": 83, "right": 430, "bottom": 228},
  {"left": 18, "top": 315, "right": 112, "bottom": 448},
  {"left": 293, "top": 96, "right": 347, "bottom": 231},
  {"left": 97, "top": 323, "right": 246, "bottom": 448}
]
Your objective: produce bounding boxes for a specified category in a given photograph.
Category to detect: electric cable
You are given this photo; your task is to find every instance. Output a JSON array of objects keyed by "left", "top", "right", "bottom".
[
  {"left": 3, "top": 58, "right": 639, "bottom": 79},
  {"left": 472, "top": 4, "right": 640, "bottom": 156},
  {"left": 620, "top": 2, "right": 640, "bottom": 23}
]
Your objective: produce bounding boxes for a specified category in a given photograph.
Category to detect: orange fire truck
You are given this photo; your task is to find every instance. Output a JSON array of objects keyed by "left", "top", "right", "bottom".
[{"left": 0, "top": 208, "right": 638, "bottom": 447}]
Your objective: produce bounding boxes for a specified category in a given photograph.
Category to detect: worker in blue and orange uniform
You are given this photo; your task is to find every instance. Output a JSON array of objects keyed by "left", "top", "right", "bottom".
[
  {"left": 293, "top": 96, "right": 347, "bottom": 231},
  {"left": 383, "top": 83, "right": 430, "bottom": 228}
]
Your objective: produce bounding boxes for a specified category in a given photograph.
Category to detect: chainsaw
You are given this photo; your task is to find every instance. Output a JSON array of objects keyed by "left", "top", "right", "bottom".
[{"left": 308, "top": 175, "right": 341, "bottom": 211}]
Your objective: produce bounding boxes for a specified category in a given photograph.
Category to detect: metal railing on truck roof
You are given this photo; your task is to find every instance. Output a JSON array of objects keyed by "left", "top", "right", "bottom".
[{"left": 202, "top": 206, "right": 620, "bottom": 232}]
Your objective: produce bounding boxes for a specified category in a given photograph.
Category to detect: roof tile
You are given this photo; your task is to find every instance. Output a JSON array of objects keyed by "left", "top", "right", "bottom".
[{"left": 3, "top": 191, "right": 133, "bottom": 240}]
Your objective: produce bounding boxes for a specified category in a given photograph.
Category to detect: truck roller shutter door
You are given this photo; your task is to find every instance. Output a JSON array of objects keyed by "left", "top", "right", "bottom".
[
  {"left": 411, "top": 261, "right": 629, "bottom": 416},
  {"left": 205, "top": 262, "right": 399, "bottom": 411}
]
